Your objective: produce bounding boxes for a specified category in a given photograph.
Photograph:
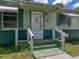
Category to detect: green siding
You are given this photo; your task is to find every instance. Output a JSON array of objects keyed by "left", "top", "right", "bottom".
[
  {"left": 64, "top": 30, "right": 79, "bottom": 40},
  {"left": 18, "top": 30, "right": 27, "bottom": 40},
  {"left": 0, "top": 30, "right": 27, "bottom": 46},
  {"left": 0, "top": 30, "right": 15, "bottom": 46},
  {"left": 55, "top": 30, "right": 79, "bottom": 41},
  {"left": 18, "top": 9, "right": 23, "bottom": 28},
  {"left": 55, "top": 31, "right": 61, "bottom": 39},
  {"left": 44, "top": 30, "right": 52, "bottom": 39}
]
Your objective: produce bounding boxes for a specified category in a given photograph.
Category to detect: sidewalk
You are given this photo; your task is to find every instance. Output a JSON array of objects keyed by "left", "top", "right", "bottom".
[
  {"left": 74, "top": 56, "right": 79, "bottom": 59},
  {"left": 40, "top": 54, "right": 73, "bottom": 59},
  {"left": 40, "top": 54, "right": 79, "bottom": 59}
]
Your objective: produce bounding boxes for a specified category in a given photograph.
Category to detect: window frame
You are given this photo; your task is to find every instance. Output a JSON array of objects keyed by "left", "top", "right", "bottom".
[
  {"left": 2, "top": 12, "right": 18, "bottom": 29},
  {"left": 58, "top": 13, "right": 71, "bottom": 26}
]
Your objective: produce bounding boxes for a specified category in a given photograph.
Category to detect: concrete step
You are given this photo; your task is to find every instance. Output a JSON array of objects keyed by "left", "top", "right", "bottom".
[
  {"left": 33, "top": 39, "right": 53, "bottom": 43},
  {"left": 33, "top": 44, "right": 57, "bottom": 51},
  {"left": 33, "top": 39, "right": 53, "bottom": 46},
  {"left": 33, "top": 39, "right": 65, "bottom": 59},
  {"left": 33, "top": 48, "right": 66, "bottom": 59}
]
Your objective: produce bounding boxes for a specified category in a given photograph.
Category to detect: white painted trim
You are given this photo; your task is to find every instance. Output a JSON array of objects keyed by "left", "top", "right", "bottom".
[
  {"left": 17, "top": 10, "right": 18, "bottom": 28},
  {"left": 53, "top": 29, "right": 55, "bottom": 40},
  {"left": 54, "top": 38, "right": 61, "bottom": 42},
  {"left": 18, "top": 40, "right": 28, "bottom": 42},
  {"left": 2, "top": 12, "right": 3, "bottom": 29},
  {"left": 2, "top": 12, "right": 17, "bottom": 29},
  {"left": 0, "top": 28, "right": 27, "bottom": 31}
]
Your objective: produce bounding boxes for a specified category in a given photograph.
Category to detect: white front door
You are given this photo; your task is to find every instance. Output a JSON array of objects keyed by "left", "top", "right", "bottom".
[{"left": 31, "top": 11, "right": 43, "bottom": 39}]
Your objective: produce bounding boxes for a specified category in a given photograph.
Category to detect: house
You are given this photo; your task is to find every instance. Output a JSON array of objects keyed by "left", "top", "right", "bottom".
[{"left": 0, "top": 0, "right": 79, "bottom": 46}]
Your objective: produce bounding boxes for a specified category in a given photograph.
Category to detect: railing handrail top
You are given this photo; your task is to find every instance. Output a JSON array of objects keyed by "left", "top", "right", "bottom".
[
  {"left": 28, "top": 28, "right": 34, "bottom": 38},
  {"left": 54, "top": 27, "right": 68, "bottom": 37}
]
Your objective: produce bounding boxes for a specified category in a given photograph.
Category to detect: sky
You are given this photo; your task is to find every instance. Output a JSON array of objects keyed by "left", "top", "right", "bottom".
[
  {"left": 48, "top": 0, "right": 79, "bottom": 9},
  {"left": 0, "top": 0, "right": 79, "bottom": 10}
]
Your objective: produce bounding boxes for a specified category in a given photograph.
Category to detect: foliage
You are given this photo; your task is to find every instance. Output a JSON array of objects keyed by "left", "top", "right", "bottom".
[
  {"left": 64, "top": 40, "right": 79, "bottom": 57},
  {"left": 54, "top": 3, "right": 64, "bottom": 8},
  {"left": 75, "top": 7, "right": 79, "bottom": 11},
  {"left": 0, "top": 44, "right": 30, "bottom": 59}
]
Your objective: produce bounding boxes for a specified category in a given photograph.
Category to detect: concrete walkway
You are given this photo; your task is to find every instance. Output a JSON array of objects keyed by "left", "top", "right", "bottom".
[
  {"left": 40, "top": 54, "right": 73, "bottom": 59},
  {"left": 74, "top": 56, "right": 79, "bottom": 59},
  {"left": 40, "top": 54, "right": 79, "bottom": 59}
]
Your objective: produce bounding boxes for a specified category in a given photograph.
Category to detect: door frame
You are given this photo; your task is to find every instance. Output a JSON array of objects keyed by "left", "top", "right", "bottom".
[{"left": 30, "top": 10, "right": 44, "bottom": 39}]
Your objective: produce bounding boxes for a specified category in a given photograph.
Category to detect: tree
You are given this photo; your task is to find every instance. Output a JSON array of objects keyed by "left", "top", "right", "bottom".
[
  {"left": 54, "top": 3, "right": 64, "bottom": 8},
  {"left": 75, "top": 7, "right": 79, "bottom": 11}
]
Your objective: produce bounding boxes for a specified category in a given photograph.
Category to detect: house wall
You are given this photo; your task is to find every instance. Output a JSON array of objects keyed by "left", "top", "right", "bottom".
[
  {"left": 0, "top": 30, "right": 15, "bottom": 46},
  {"left": 61, "top": 17, "right": 79, "bottom": 30},
  {"left": 23, "top": 9, "right": 30, "bottom": 29},
  {"left": 21, "top": 6, "right": 57, "bottom": 39},
  {"left": 44, "top": 11, "right": 57, "bottom": 39},
  {"left": 21, "top": 6, "right": 79, "bottom": 40},
  {"left": 56, "top": 9, "right": 79, "bottom": 41},
  {"left": 1, "top": 4, "right": 79, "bottom": 46},
  {"left": 22, "top": 6, "right": 57, "bottom": 29},
  {"left": 59, "top": 9, "right": 79, "bottom": 30},
  {"left": 0, "top": 9, "right": 27, "bottom": 46},
  {"left": 44, "top": 11, "right": 57, "bottom": 30}
]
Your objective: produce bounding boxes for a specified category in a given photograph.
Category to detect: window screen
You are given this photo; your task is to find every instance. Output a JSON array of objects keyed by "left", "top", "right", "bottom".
[{"left": 3, "top": 12, "right": 17, "bottom": 28}]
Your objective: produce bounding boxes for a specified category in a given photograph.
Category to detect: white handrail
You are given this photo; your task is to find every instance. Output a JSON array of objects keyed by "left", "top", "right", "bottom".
[
  {"left": 54, "top": 27, "right": 68, "bottom": 37},
  {"left": 27, "top": 28, "right": 34, "bottom": 59},
  {"left": 53, "top": 26, "right": 68, "bottom": 50},
  {"left": 28, "top": 28, "right": 34, "bottom": 39}
]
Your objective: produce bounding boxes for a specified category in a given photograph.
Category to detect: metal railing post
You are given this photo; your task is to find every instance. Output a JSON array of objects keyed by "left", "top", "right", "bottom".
[
  {"left": 30, "top": 36, "right": 34, "bottom": 59},
  {"left": 53, "top": 26, "right": 68, "bottom": 50},
  {"left": 15, "top": 28, "right": 18, "bottom": 49},
  {"left": 27, "top": 28, "right": 34, "bottom": 59},
  {"left": 27, "top": 29, "right": 29, "bottom": 41},
  {"left": 53, "top": 29, "right": 55, "bottom": 40},
  {"left": 61, "top": 34, "right": 65, "bottom": 50}
]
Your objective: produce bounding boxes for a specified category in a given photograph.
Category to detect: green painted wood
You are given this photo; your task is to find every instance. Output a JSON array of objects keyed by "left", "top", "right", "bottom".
[
  {"left": 0, "top": 30, "right": 27, "bottom": 46},
  {"left": 0, "top": 30, "right": 15, "bottom": 46},
  {"left": 18, "top": 9, "right": 23, "bottom": 28},
  {"left": 64, "top": 30, "right": 79, "bottom": 41},
  {"left": 55, "top": 30, "right": 79, "bottom": 41},
  {"left": 44, "top": 30, "right": 52, "bottom": 39},
  {"left": 18, "top": 30, "right": 27, "bottom": 40}
]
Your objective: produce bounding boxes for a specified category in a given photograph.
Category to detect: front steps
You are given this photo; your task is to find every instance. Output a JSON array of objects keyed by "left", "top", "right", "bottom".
[{"left": 33, "top": 39, "right": 65, "bottom": 59}]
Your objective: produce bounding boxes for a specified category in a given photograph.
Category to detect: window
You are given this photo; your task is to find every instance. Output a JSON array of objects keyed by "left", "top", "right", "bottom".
[
  {"left": 58, "top": 13, "right": 71, "bottom": 26},
  {"left": 3, "top": 12, "right": 17, "bottom": 28}
]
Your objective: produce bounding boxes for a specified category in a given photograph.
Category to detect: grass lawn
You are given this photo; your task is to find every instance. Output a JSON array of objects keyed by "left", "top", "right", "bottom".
[
  {"left": 0, "top": 44, "right": 30, "bottom": 59},
  {"left": 64, "top": 40, "right": 79, "bottom": 57}
]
